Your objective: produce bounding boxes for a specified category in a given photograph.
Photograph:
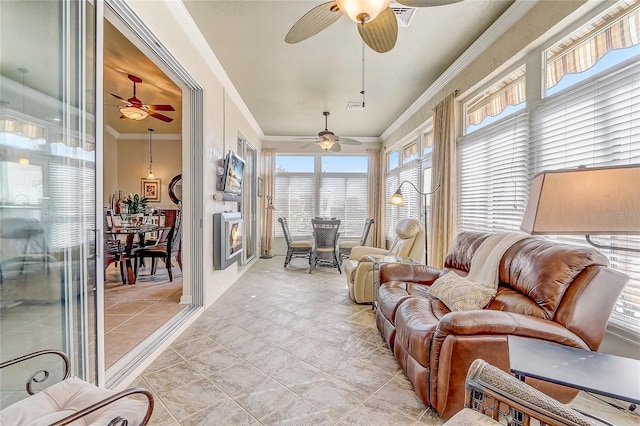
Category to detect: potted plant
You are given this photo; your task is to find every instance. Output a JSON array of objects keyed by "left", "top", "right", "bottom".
[{"left": 125, "top": 193, "right": 149, "bottom": 219}]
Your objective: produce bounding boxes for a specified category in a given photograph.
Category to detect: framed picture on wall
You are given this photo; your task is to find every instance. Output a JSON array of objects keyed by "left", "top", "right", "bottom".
[{"left": 141, "top": 178, "right": 161, "bottom": 202}]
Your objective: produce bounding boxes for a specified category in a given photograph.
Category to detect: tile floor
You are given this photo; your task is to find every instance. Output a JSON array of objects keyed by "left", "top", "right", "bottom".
[
  {"left": 104, "top": 265, "right": 184, "bottom": 368},
  {"left": 132, "top": 257, "right": 640, "bottom": 426}
]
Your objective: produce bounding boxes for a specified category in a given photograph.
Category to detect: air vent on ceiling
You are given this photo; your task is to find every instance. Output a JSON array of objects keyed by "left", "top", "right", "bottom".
[
  {"left": 346, "top": 102, "right": 365, "bottom": 111},
  {"left": 391, "top": 5, "right": 416, "bottom": 28}
]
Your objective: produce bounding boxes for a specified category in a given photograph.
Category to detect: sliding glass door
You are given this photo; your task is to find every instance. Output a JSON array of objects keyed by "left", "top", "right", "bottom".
[{"left": 0, "top": 0, "right": 97, "bottom": 405}]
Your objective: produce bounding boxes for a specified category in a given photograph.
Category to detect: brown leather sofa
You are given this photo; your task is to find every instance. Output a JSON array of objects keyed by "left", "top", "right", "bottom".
[{"left": 376, "top": 231, "right": 629, "bottom": 420}]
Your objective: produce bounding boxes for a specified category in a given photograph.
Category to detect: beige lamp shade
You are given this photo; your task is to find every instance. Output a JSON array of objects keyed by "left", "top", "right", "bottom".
[{"left": 520, "top": 165, "right": 640, "bottom": 235}]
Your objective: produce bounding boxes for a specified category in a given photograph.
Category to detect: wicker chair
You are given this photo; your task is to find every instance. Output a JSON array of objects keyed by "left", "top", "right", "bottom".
[
  {"left": 444, "top": 359, "right": 596, "bottom": 426},
  {"left": 311, "top": 218, "right": 341, "bottom": 273},
  {"left": 0, "top": 350, "right": 154, "bottom": 425},
  {"left": 338, "top": 218, "right": 374, "bottom": 261},
  {"left": 278, "top": 217, "right": 314, "bottom": 273}
]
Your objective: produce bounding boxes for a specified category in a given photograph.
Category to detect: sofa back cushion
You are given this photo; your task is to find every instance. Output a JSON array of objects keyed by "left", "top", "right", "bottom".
[
  {"left": 443, "top": 231, "right": 491, "bottom": 274},
  {"left": 498, "top": 239, "right": 608, "bottom": 319}
]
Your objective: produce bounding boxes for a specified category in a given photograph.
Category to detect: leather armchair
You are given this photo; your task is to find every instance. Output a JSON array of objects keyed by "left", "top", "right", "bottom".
[{"left": 343, "top": 218, "right": 424, "bottom": 303}]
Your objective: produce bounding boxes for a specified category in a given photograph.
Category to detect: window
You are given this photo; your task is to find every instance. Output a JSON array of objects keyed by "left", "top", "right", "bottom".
[
  {"left": 385, "top": 158, "right": 421, "bottom": 240},
  {"left": 465, "top": 65, "right": 526, "bottom": 134},
  {"left": 545, "top": 0, "right": 640, "bottom": 96},
  {"left": 274, "top": 155, "right": 368, "bottom": 238},
  {"left": 458, "top": 1, "right": 640, "bottom": 333},
  {"left": 458, "top": 113, "right": 530, "bottom": 232},
  {"left": 402, "top": 141, "right": 418, "bottom": 163},
  {"left": 387, "top": 150, "right": 399, "bottom": 171},
  {"left": 531, "top": 60, "right": 640, "bottom": 332},
  {"left": 274, "top": 156, "right": 315, "bottom": 236}
]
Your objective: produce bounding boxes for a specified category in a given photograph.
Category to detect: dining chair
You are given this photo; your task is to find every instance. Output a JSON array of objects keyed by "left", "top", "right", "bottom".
[
  {"left": 338, "top": 218, "right": 374, "bottom": 261},
  {"left": 311, "top": 218, "right": 341, "bottom": 273},
  {"left": 133, "top": 210, "right": 182, "bottom": 282},
  {"left": 277, "top": 217, "right": 314, "bottom": 273}
]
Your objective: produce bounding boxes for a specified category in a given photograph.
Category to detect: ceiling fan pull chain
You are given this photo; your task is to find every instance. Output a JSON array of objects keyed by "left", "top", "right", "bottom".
[{"left": 361, "top": 41, "right": 366, "bottom": 108}]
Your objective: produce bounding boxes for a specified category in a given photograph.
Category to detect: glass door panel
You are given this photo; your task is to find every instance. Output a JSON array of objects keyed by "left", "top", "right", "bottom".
[{"left": 0, "top": 0, "right": 96, "bottom": 406}]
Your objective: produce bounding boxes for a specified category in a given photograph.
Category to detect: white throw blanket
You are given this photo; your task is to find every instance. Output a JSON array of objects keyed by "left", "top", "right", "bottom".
[
  {"left": 428, "top": 232, "right": 531, "bottom": 311},
  {"left": 465, "top": 231, "right": 531, "bottom": 289}
]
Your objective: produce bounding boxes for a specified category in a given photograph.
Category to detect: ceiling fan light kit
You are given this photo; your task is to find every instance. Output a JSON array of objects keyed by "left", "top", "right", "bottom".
[
  {"left": 336, "top": 0, "right": 391, "bottom": 23},
  {"left": 120, "top": 105, "right": 149, "bottom": 121}
]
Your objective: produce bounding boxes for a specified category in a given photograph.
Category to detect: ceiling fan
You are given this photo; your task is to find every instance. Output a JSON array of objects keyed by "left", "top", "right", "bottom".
[
  {"left": 285, "top": 0, "right": 464, "bottom": 53},
  {"left": 110, "top": 74, "right": 175, "bottom": 123},
  {"left": 300, "top": 112, "right": 362, "bottom": 152}
]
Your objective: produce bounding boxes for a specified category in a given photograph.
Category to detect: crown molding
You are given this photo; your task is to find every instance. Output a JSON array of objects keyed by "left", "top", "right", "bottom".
[
  {"left": 162, "top": 0, "right": 265, "bottom": 139},
  {"left": 262, "top": 135, "right": 381, "bottom": 143},
  {"left": 105, "top": 125, "right": 181, "bottom": 140},
  {"left": 380, "top": 0, "right": 538, "bottom": 140}
]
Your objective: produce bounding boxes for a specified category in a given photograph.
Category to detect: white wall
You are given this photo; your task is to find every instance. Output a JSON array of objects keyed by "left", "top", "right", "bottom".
[{"left": 125, "top": 1, "right": 263, "bottom": 308}]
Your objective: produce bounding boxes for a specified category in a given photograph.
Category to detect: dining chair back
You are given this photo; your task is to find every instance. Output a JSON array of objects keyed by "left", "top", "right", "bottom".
[
  {"left": 311, "top": 218, "right": 341, "bottom": 273},
  {"left": 277, "top": 217, "right": 313, "bottom": 273},
  {"left": 338, "top": 218, "right": 374, "bottom": 260},
  {"left": 103, "top": 214, "right": 125, "bottom": 284},
  {"left": 134, "top": 209, "right": 183, "bottom": 282}
]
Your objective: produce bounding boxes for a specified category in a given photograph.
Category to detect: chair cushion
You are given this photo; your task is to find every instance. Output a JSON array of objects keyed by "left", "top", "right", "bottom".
[
  {"left": 290, "top": 241, "right": 312, "bottom": 248},
  {"left": 0, "top": 376, "right": 148, "bottom": 426}
]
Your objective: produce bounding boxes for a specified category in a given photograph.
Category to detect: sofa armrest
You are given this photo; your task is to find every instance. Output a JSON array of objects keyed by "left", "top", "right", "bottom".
[
  {"left": 349, "top": 246, "right": 388, "bottom": 260},
  {"left": 379, "top": 263, "right": 442, "bottom": 286},
  {"left": 435, "top": 310, "right": 589, "bottom": 349}
]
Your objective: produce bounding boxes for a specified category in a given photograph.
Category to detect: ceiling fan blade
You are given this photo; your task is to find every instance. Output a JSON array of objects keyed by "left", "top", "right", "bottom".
[
  {"left": 285, "top": 1, "right": 342, "bottom": 44},
  {"left": 357, "top": 7, "right": 398, "bottom": 53},
  {"left": 336, "top": 137, "right": 362, "bottom": 145},
  {"left": 330, "top": 143, "right": 342, "bottom": 152},
  {"left": 301, "top": 141, "right": 321, "bottom": 148},
  {"left": 396, "top": 0, "right": 464, "bottom": 6},
  {"left": 147, "top": 104, "right": 175, "bottom": 111},
  {"left": 149, "top": 111, "right": 174, "bottom": 123},
  {"left": 295, "top": 137, "right": 323, "bottom": 141},
  {"left": 110, "top": 93, "right": 126, "bottom": 101},
  {"left": 119, "top": 115, "right": 127, "bottom": 119}
]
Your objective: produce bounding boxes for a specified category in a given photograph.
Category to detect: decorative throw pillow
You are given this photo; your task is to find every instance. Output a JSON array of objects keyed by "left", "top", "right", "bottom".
[{"left": 429, "top": 271, "right": 496, "bottom": 311}]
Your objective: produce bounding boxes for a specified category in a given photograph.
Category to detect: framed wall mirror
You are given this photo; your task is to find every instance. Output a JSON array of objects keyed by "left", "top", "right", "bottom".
[{"left": 168, "top": 174, "right": 182, "bottom": 205}]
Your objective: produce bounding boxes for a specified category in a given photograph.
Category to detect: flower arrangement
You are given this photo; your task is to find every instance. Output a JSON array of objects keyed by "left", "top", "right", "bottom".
[{"left": 124, "top": 193, "right": 149, "bottom": 214}]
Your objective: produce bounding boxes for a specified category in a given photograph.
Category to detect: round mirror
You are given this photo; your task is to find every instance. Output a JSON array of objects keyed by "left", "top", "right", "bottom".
[{"left": 168, "top": 174, "right": 182, "bottom": 204}]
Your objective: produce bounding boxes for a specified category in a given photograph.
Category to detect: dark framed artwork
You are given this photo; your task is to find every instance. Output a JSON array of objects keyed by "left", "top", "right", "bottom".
[{"left": 141, "top": 178, "right": 161, "bottom": 202}]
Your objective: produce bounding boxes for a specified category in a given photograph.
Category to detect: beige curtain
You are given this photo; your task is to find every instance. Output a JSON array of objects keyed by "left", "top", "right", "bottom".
[
  {"left": 429, "top": 92, "right": 457, "bottom": 268},
  {"left": 260, "top": 148, "right": 276, "bottom": 256},
  {"left": 367, "top": 148, "right": 384, "bottom": 248}
]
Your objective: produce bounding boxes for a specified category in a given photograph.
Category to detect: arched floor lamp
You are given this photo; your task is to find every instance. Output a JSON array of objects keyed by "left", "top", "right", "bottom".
[{"left": 388, "top": 181, "right": 440, "bottom": 264}]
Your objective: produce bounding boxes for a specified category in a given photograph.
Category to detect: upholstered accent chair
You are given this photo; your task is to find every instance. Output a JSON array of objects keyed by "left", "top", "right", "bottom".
[{"left": 343, "top": 218, "right": 424, "bottom": 303}]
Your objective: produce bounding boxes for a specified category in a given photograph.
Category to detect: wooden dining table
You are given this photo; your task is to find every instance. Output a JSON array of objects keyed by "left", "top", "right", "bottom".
[{"left": 105, "top": 224, "right": 169, "bottom": 284}]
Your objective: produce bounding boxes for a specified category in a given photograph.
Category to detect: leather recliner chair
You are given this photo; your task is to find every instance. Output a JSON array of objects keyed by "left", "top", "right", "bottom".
[{"left": 343, "top": 218, "right": 424, "bottom": 303}]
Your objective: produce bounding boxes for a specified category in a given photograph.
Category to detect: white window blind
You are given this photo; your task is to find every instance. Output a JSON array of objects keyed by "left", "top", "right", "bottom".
[
  {"left": 319, "top": 175, "right": 367, "bottom": 237},
  {"left": 385, "top": 163, "right": 420, "bottom": 240},
  {"left": 49, "top": 160, "right": 95, "bottom": 250},
  {"left": 458, "top": 113, "right": 530, "bottom": 233},
  {"left": 531, "top": 59, "right": 640, "bottom": 332},
  {"left": 274, "top": 174, "right": 316, "bottom": 237}
]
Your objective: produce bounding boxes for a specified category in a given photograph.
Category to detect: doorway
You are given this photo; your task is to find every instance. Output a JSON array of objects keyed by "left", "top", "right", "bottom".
[{"left": 101, "top": 0, "right": 204, "bottom": 388}]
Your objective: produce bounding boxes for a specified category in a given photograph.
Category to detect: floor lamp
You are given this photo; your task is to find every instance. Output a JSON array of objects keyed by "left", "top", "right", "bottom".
[
  {"left": 388, "top": 181, "right": 440, "bottom": 264},
  {"left": 260, "top": 195, "right": 276, "bottom": 259}
]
